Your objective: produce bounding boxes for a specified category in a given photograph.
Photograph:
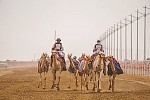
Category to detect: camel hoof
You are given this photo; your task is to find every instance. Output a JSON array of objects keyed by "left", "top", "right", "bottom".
[
  {"left": 51, "top": 87, "right": 54, "bottom": 89},
  {"left": 97, "top": 90, "right": 100, "bottom": 93},
  {"left": 73, "top": 89, "right": 77, "bottom": 91},
  {"left": 68, "top": 85, "right": 70, "bottom": 89},
  {"left": 37, "top": 85, "right": 39, "bottom": 88},
  {"left": 43, "top": 87, "right": 46, "bottom": 89},
  {"left": 97, "top": 89, "right": 102, "bottom": 93},
  {"left": 86, "top": 87, "right": 89, "bottom": 90},
  {"left": 112, "top": 89, "right": 114, "bottom": 92},
  {"left": 97, "top": 89, "right": 101, "bottom": 93},
  {"left": 92, "top": 88, "right": 95, "bottom": 91},
  {"left": 57, "top": 87, "right": 60, "bottom": 91},
  {"left": 109, "top": 86, "right": 111, "bottom": 90},
  {"left": 51, "top": 85, "right": 54, "bottom": 89},
  {"left": 86, "top": 85, "right": 89, "bottom": 90}
]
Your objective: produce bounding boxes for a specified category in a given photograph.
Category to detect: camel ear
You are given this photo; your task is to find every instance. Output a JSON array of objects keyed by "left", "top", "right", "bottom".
[{"left": 70, "top": 54, "right": 72, "bottom": 57}]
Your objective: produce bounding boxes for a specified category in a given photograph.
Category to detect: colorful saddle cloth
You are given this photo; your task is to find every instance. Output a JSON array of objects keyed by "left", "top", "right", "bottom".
[
  {"left": 78, "top": 60, "right": 85, "bottom": 76},
  {"left": 107, "top": 60, "right": 123, "bottom": 76}
]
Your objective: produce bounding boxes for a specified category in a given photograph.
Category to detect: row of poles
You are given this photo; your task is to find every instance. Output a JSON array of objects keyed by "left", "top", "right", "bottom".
[{"left": 100, "top": 5, "right": 150, "bottom": 61}]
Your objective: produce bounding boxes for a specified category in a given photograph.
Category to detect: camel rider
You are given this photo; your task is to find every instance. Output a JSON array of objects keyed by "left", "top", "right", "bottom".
[
  {"left": 93, "top": 40, "right": 103, "bottom": 56},
  {"left": 51, "top": 38, "right": 66, "bottom": 71},
  {"left": 78, "top": 54, "right": 86, "bottom": 76},
  {"left": 72, "top": 56, "right": 79, "bottom": 70}
]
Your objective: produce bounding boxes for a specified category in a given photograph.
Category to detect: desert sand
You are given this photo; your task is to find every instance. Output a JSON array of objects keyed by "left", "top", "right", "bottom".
[{"left": 0, "top": 67, "right": 150, "bottom": 100}]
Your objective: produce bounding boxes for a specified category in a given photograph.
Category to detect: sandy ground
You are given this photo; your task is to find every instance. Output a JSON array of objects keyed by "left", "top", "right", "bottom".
[{"left": 0, "top": 67, "right": 150, "bottom": 100}]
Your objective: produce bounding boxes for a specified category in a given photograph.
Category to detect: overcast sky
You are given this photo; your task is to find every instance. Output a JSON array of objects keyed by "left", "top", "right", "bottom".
[{"left": 0, "top": 0, "right": 150, "bottom": 61}]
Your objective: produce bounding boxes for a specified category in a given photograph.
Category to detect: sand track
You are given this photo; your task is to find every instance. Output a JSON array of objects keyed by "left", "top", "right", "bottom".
[{"left": 0, "top": 67, "right": 150, "bottom": 100}]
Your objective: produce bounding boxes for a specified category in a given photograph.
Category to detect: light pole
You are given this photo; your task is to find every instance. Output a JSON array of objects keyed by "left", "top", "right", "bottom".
[{"left": 111, "top": 25, "right": 116, "bottom": 58}]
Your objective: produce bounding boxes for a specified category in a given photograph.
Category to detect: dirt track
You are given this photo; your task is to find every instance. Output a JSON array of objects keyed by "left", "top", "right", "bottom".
[{"left": 0, "top": 67, "right": 150, "bottom": 100}]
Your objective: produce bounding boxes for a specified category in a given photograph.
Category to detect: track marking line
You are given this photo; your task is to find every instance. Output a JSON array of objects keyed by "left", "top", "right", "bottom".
[{"left": 116, "top": 78, "right": 150, "bottom": 87}]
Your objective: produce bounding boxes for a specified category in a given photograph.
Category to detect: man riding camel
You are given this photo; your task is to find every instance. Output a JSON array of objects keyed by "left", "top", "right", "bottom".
[
  {"left": 78, "top": 53, "right": 86, "bottom": 76},
  {"left": 72, "top": 56, "right": 79, "bottom": 70},
  {"left": 92, "top": 40, "right": 106, "bottom": 75},
  {"left": 93, "top": 40, "right": 104, "bottom": 56},
  {"left": 51, "top": 38, "right": 66, "bottom": 71}
]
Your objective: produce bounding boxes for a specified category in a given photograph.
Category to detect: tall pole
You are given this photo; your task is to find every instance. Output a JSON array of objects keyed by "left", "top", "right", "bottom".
[
  {"left": 117, "top": 23, "right": 119, "bottom": 60},
  {"left": 114, "top": 25, "right": 116, "bottom": 58},
  {"left": 125, "top": 18, "right": 127, "bottom": 60},
  {"left": 54, "top": 30, "right": 57, "bottom": 42},
  {"left": 107, "top": 30, "right": 109, "bottom": 56},
  {"left": 137, "top": 10, "right": 139, "bottom": 61},
  {"left": 105, "top": 32, "right": 106, "bottom": 55},
  {"left": 111, "top": 27, "right": 113, "bottom": 55},
  {"left": 120, "top": 20, "right": 122, "bottom": 61},
  {"left": 131, "top": 14, "right": 133, "bottom": 61},
  {"left": 144, "top": 6, "right": 146, "bottom": 60},
  {"left": 109, "top": 28, "right": 111, "bottom": 55}
]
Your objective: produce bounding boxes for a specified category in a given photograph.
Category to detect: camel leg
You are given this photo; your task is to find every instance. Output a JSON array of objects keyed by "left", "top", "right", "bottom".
[
  {"left": 76, "top": 70, "right": 79, "bottom": 88},
  {"left": 83, "top": 74, "right": 86, "bottom": 91},
  {"left": 112, "top": 74, "right": 117, "bottom": 92},
  {"left": 57, "top": 70, "right": 61, "bottom": 91},
  {"left": 81, "top": 75, "right": 82, "bottom": 91},
  {"left": 75, "top": 73, "right": 78, "bottom": 89},
  {"left": 86, "top": 81, "right": 89, "bottom": 90},
  {"left": 109, "top": 75, "right": 112, "bottom": 90},
  {"left": 37, "top": 73, "right": 42, "bottom": 88},
  {"left": 85, "top": 74, "right": 89, "bottom": 90},
  {"left": 68, "top": 72, "right": 71, "bottom": 89},
  {"left": 97, "top": 72, "right": 102, "bottom": 93},
  {"left": 92, "top": 71, "right": 96, "bottom": 92},
  {"left": 90, "top": 70, "right": 93, "bottom": 81},
  {"left": 51, "top": 80, "right": 55, "bottom": 89},
  {"left": 99, "top": 71, "right": 102, "bottom": 90},
  {"left": 97, "top": 72, "right": 99, "bottom": 92},
  {"left": 43, "top": 72, "right": 46, "bottom": 89},
  {"left": 57, "top": 75, "right": 61, "bottom": 91},
  {"left": 51, "top": 71, "right": 56, "bottom": 89}
]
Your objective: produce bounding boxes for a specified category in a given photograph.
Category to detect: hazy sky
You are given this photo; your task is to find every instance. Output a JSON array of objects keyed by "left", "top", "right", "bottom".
[{"left": 0, "top": 0, "right": 150, "bottom": 61}]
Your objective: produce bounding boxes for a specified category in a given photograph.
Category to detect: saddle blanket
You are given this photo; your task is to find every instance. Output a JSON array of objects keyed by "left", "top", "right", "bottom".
[{"left": 107, "top": 61, "right": 123, "bottom": 76}]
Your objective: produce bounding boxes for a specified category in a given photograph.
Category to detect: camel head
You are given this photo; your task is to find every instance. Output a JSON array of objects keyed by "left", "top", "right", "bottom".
[
  {"left": 67, "top": 54, "right": 72, "bottom": 59},
  {"left": 81, "top": 53, "right": 85, "bottom": 58},
  {"left": 107, "top": 56, "right": 113, "bottom": 62},
  {"left": 86, "top": 55, "right": 91, "bottom": 62},
  {"left": 98, "top": 52, "right": 105, "bottom": 58},
  {"left": 41, "top": 52, "right": 47, "bottom": 58}
]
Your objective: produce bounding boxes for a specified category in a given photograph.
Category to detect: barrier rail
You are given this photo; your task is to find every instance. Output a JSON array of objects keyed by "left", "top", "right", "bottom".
[
  {"left": 120, "top": 60, "right": 150, "bottom": 77},
  {"left": 0, "top": 63, "right": 8, "bottom": 68}
]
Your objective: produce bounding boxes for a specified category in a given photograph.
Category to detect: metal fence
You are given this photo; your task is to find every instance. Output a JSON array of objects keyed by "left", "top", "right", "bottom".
[
  {"left": 120, "top": 60, "right": 150, "bottom": 77},
  {"left": 99, "top": 5, "right": 150, "bottom": 77}
]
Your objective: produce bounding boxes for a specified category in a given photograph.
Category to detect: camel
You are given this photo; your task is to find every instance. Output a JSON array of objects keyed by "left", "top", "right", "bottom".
[
  {"left": 67, "top": 54, "right": 79, "bottom": 90},
  {"left": 105, "top": 56, "right": 123, "bottom": 92},
  {"left": 79, "top": 54, "right": 92, "bottom": 91},
  {"left": 51, "top": 50, "right": 62, "bottom": 90},
  {"left": 91, "top": 52, "right": 106, "bottom": 93},
  {"left": 37, "top": 53, "right": 50, "bottom": 89}
]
